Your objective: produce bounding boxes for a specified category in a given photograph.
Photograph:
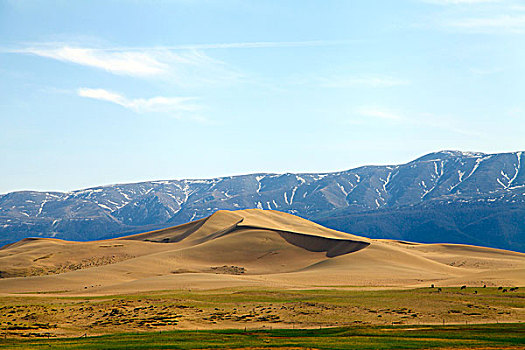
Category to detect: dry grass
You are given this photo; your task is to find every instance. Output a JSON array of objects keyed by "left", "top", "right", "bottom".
[{"left": 0, "top": 287, "right": 523, "bottom": 339}]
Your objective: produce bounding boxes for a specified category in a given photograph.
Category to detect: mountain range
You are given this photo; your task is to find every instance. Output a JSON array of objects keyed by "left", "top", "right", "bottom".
[{"left": 1, "top": 150, "right": 524, "bottom": 251}]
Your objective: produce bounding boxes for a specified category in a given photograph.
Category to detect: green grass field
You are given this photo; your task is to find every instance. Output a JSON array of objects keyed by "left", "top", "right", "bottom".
[
  {"left": 1, "top": 323, "right": 524, "bottom": 349},
  {"left": 1, "top": 287, "right": 523, "bottom": 348}
]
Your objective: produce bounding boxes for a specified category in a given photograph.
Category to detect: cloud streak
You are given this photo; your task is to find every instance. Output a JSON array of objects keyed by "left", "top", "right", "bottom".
[
  {"left": 354, "top": 106, "right": 482, "bottom": 136},
  {"left": 77, "top": 88, "right": 201, "bottom": 115},
  {"left": 423, "top": 0, "right": 502, "bottom": 4},
  {"left": 89, "top": 39, "right": 355, "bottom": 52},
  {"left": 10, "top": 44, "right": 244, "bottom": 85},
  {"left": 445, "top": 14, "right": 525, "bottom": 33},
  {"left": 17, "top": 46, "right": 168, "bottom": 77},
  {"left": 423, "top": 0, "right": 525, "bottom": 34},
  {"left": 6, "top": 40, "right": 352, "bottom": 78},
  {"left": 319, "top": 76, "right": 409, "bottom": 88}
]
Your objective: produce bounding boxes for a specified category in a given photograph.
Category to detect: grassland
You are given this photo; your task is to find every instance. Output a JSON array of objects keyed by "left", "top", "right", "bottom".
[
  {"left": 0, "top": 324, "right": 524, "bottom": 349},
  {"left": 0, "top": 287, "right": 523, "bottom": 340}
]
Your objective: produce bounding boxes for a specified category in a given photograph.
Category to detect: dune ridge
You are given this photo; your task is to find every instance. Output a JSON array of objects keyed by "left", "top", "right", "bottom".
[{"left": 0, "top": 209, "right": 523, "bottom": 295}]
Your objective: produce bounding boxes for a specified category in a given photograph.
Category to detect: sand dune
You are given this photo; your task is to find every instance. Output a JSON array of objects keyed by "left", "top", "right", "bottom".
[{"left": 0, "top": 209, "right": 523, "bottom": 295}]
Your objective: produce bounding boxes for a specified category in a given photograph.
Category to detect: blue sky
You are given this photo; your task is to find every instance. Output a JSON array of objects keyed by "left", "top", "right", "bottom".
[{"left": 1, "top": 0, "right": 524, "bottom": 193}]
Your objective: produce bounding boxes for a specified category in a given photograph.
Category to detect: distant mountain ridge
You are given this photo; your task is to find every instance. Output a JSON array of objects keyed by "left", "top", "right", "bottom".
[{"left": 1, "top": 150, "right": 524, "bottom": 251}]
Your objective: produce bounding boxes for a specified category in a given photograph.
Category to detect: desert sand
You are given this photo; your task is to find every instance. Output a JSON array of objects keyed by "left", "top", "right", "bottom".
[{"left": 0, "top": 209, "right": 524, "bottom": 296}]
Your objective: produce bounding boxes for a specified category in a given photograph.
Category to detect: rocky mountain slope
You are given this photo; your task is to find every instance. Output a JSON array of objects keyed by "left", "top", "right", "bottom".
[{"left": 1, "top": 150, "right": 524, "bottom": 251}]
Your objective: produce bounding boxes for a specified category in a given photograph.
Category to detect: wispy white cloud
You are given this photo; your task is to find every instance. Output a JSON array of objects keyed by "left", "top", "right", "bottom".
[
  {"left": 77, "top": 88, "right": 201, "bottom": 115},
  {"left": 468, "top": 66, "right": 503, "bottom": 75},
  {"left": 9, "top": 44, "right": 244, "bottom": 86},
  {"left": 423, "top": 0, "right": 525, "bottom": 33},
  {"left": 16, "top": 46, "right": 168, "bottom": 77},
  {"left": 445, "top": 14, "right": 525, "bottom": 33},
  {"left": 6, "top": 40, "right": 351, "bottom": 81},
  {"left": 354, "top": 106, "right": 482, "bottom": 136},
  {"left": 290, "top": 74, "right": 409, "bottom": 89},
  {"left": 420, "top": 0, "right": 525, "bottom": 34},
  {"left": 91, "top": 40, "right": 354, "bottom": 51},
  {"left": 423, "top": 0, "right": 502, "bottom": 4},
  {"left": 319, "top": 76, "right": 409, "bottom": 88}
]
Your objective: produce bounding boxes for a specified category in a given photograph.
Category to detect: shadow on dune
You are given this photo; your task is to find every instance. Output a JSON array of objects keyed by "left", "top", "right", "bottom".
[
  {"left": 278, "top": 231, "right": 370, "bottom": 257},
  {"left": 119, "top": 210, "right": 370, "bottom": 259}
]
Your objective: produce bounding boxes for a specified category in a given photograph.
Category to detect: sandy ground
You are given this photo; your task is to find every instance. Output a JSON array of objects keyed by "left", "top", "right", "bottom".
[{"left": 0, "top": 209, "right": 523, "bottom": 296}]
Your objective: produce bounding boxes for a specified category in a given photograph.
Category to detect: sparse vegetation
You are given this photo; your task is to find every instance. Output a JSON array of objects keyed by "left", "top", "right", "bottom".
[{"left": 0, "top": 287, "right": 523, "bottom": 340}]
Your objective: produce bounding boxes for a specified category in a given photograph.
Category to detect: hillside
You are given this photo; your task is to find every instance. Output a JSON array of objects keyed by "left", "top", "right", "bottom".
[{"left": 1, "top": 150, "right": 524, "bottom": 251}]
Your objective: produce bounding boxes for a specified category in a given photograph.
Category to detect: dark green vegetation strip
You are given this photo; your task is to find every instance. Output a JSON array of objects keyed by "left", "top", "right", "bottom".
[{"left": 1, "top": 323, "right": 524, "bottom": 349}]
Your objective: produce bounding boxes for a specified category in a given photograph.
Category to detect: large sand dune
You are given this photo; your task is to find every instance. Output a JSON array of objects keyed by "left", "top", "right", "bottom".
[{"left": 0, "top": 209, "right": 523, "bottom": 295}]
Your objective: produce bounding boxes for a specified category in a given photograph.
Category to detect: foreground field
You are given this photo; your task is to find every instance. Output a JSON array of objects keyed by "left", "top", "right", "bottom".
[
  {"left": 1, "top": 287, "right": 523, "bottom": 339},
  {"left": 1, "top": 323, "right": 524, "bottom": 349}
]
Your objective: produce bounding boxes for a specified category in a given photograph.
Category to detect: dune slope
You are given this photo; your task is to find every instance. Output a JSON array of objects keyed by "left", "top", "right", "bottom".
[{"left": 0, "top": 209, "right": 523, "bottom": 294}]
